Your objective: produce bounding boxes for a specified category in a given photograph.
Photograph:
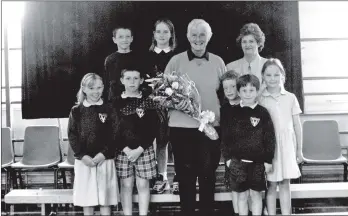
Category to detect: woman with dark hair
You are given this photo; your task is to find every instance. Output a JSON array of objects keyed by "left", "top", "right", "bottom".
[{"left": 226, "top": 23, "right": 267, "bottom": 87}]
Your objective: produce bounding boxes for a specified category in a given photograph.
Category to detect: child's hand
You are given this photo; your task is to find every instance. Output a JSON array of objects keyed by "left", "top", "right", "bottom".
[
  {"left": 92, "top": 152, "right": 106, "bottom": 165},
  {"left": 81, "top": 155, "right": 96, "bottom": 167},
  {"left": 123, "top": 147, "right": 131, "bottom": 156},
  {"left": 127, "top": 147, "right": 144, "bottom": 162},
  {"left": 264, "top": 162, "right": 273, "bottom": 173},
  {"left": 226, "top": 159, "right": 231, "bottom": 168}
]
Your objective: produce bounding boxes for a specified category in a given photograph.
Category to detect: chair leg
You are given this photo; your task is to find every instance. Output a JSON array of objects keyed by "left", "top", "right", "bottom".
[
  {"left": 298, "top": 163, "right": 303, "bottom": 183},
  {"left": 53, "top": 168, "right": 58, "bottom": 189},
  {"left": 10, "top": 170, "right": 18, "bottom": 189},
  {"left": 61, "top": 169, "right": 67, "bottom": 189},
  {"left": 18, "top": 170, "right": 24, "bottom": 189},
  {"left": 3, "top": 169, "right": 9, "bottom": 214},
  {"left": 4, "top": 168, "right": 9, "bottom": 194},
  {"left": 344, "top": 163, "right": 347, "bottom": 182}
]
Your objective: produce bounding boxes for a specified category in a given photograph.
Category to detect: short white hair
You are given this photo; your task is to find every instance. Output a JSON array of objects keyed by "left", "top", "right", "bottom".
[{"left": 187, "top": 19, "right": 213, "bottom": 41}]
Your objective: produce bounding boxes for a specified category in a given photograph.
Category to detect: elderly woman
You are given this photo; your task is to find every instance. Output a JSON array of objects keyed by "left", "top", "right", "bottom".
[
  {"left": 164, "top": 19, "right": 226, "bottom": 216},
  {"left": 226, "top": 23, "right": 267, "bottom": 87}
]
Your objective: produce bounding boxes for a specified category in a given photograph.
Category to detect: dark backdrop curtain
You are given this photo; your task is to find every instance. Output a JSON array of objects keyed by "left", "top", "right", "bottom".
[{"left": 22, "top": 1, "right": 303, "bottom": 119}]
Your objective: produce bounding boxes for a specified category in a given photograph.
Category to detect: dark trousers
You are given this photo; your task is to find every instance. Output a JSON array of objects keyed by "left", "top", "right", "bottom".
[{"left": 169, "top": 127, "right": 221, "bottom": 216}]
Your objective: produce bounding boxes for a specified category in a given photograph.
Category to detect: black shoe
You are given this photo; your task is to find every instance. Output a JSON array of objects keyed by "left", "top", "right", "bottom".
[
  {"left": 172, "top": 181, "right": 179, "bottom": 195},
  {"left": 172, "top": 174, "right": 179, "bottom": 195}
]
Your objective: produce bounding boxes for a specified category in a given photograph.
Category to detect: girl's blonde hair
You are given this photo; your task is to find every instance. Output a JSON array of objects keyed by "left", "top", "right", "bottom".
[
  {"left": 76, "top": 73, "right": 103, "bottom": 104},
  {"left": 261, "top": 58, "right": 286, "bottom": 84}
]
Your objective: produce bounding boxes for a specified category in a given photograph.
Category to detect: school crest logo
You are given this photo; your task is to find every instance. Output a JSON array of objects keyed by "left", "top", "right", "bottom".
[
  {"left": 99, "top": 113, "right": 107, "bottom": 123},
  {"left": 250, "top": 117, "right": 260, "bottom": 127},
  {"left": 136, "top": 108, "right": 145, "bottom": 118}
]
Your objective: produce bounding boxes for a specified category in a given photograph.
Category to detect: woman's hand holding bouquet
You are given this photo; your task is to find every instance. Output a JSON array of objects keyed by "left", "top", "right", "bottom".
[{"left": 146, "top": 71, "right": 219, "bottom": 140}]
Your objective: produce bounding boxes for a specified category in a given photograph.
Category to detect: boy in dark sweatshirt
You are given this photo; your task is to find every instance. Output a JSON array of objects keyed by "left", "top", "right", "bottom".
[{"left": 221, "top": 74, "right": 275, "bottom": 216}]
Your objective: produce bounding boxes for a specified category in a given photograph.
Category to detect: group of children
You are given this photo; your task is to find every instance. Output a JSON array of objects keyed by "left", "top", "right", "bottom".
[
  {"left": 68, "top": 18, "right": 303, "bottom": 216},
  {"left": 220, "top": 59, "right": 303, "bottom": 216},
  {"left": 68, "top": 19, "right": 177, "bottom": 216}
]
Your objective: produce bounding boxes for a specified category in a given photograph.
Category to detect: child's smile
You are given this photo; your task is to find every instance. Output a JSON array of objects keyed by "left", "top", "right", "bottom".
[{"left": 83, "top": 79, "right": 104, "bottom": 103}]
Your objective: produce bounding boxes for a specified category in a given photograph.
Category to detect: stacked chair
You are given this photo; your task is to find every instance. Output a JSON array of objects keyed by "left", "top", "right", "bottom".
[{"left": 1, "top": 127, "right": 16, "bottom": 193}]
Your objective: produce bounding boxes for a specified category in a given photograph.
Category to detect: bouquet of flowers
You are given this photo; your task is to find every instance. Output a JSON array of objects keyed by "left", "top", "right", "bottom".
[{"left": 146, "top": 71, "right": 219, "bottom": 140}]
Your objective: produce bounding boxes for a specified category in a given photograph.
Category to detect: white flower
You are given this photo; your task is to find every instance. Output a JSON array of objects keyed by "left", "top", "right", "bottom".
[
  {"left": 201, "top": 110, "right": 215, "bottom": 123},
  {"left": 171, "top": 82, "right": 179, "bottom": 89},
  {"left": 165, "top": 87, "right": 174, "bottom": 96}
]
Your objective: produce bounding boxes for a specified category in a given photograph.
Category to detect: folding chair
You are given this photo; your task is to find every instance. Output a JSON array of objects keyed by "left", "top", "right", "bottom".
[
  {"left": 1, "top": 127, "right": 16, "bottom": 193},
  {"left": 11, "top": 126, "right": 62, "bottom": 189},
  {"left": 57, "top": 144, "right": 75, "bottom": 189},
  {"left": 299, "top": 120, "right": 348, "bottom": 183}
]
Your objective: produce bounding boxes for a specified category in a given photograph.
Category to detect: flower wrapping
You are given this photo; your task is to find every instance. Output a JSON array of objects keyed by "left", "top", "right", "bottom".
[{"left": 146, "top": 71, "right": 219, "bottom": 140}]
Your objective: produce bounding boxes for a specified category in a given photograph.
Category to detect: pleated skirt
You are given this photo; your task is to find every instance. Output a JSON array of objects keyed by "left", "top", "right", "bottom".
[{"left": 73, "top": 159, "right": 119, "bottom": 207}]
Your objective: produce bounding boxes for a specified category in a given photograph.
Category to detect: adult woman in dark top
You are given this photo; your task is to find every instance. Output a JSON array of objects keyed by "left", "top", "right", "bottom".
[{"left": 146, "top": 18, "right": 179, "bottom": 194}]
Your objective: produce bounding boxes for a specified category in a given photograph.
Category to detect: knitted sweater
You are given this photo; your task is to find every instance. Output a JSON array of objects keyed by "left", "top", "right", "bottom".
[
  {"left": 220, "top": 103, "right": 276, "bottom": 164},
  {"left": 67, "top": 103, "right": 119, "bottom": 160},
  {"left": 115, "top": 95, "right": 161, "bottom": 150},
  {"left": 164, "top": 50, "right": 226, "bottom": 128}
]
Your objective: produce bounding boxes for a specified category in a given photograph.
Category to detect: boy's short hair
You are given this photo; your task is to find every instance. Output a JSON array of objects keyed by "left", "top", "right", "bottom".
[
  {"left": 112, "top": 26, "right": 133, "bottom": 38},
  {"left": 237, "top": 74, "right": 260, "bottom": 91},
  {"left": 120, "top": 68, "right": 144, "bottom": 78}
]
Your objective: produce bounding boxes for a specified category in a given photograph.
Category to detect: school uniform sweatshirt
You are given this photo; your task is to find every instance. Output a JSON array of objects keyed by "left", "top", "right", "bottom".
[
  {"left": 220, "top": 103, "right": 276, "bottom": 164},
  {"left": 146, "top": 50, "right": 176, "bottom": 77},
  {"left": 115, "top": 95, "right": 161, "bottom": 151},
  {"left": 68, "top": 103, "right": 119, "bottom": 160}
]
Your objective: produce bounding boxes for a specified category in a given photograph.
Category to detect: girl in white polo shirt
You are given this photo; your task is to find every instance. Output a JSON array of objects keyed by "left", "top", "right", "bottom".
[{"left": 259, "top": 58, "right": 303, "bottom": 215}]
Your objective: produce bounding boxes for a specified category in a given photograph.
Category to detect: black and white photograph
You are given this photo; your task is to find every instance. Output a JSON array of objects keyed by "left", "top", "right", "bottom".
[{"left": 1, "top": 1, "right": 348, "bottom": 215}]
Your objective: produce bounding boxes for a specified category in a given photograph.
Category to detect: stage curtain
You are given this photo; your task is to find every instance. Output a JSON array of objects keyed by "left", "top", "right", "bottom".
[{"left": 22, "top": 1, "right": 303, "bottom": 118}]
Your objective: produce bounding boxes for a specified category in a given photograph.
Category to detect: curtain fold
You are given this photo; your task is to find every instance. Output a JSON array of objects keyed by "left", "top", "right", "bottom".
[
  {"left": 22, "top": 1, "right": 304, "bottom": 119},
  {"left": 269, "top": 2, "right": 304, "bottom": 110}
]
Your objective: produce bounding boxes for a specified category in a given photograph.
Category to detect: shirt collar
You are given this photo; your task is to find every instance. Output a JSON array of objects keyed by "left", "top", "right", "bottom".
[
  {"left": 187, "top": 49, "right": 209, "bottom": 61},
  {"left": 261, "top": 85, "right": 287, "bottom": 97},
  {"left": 243, "top": 54, "right": 261, "bottom": 67},
  {"left": 240, "top": 101, "right": 258, "bottom": 109},
  {"left": 83, "top": 99, "right": 103, "bottom": 107},
  {"left": 121, "top": 91, "right": 143, "bottom": 99},
  {"left": 154, "top": 46, "right": 171, "bottom": 54}
]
